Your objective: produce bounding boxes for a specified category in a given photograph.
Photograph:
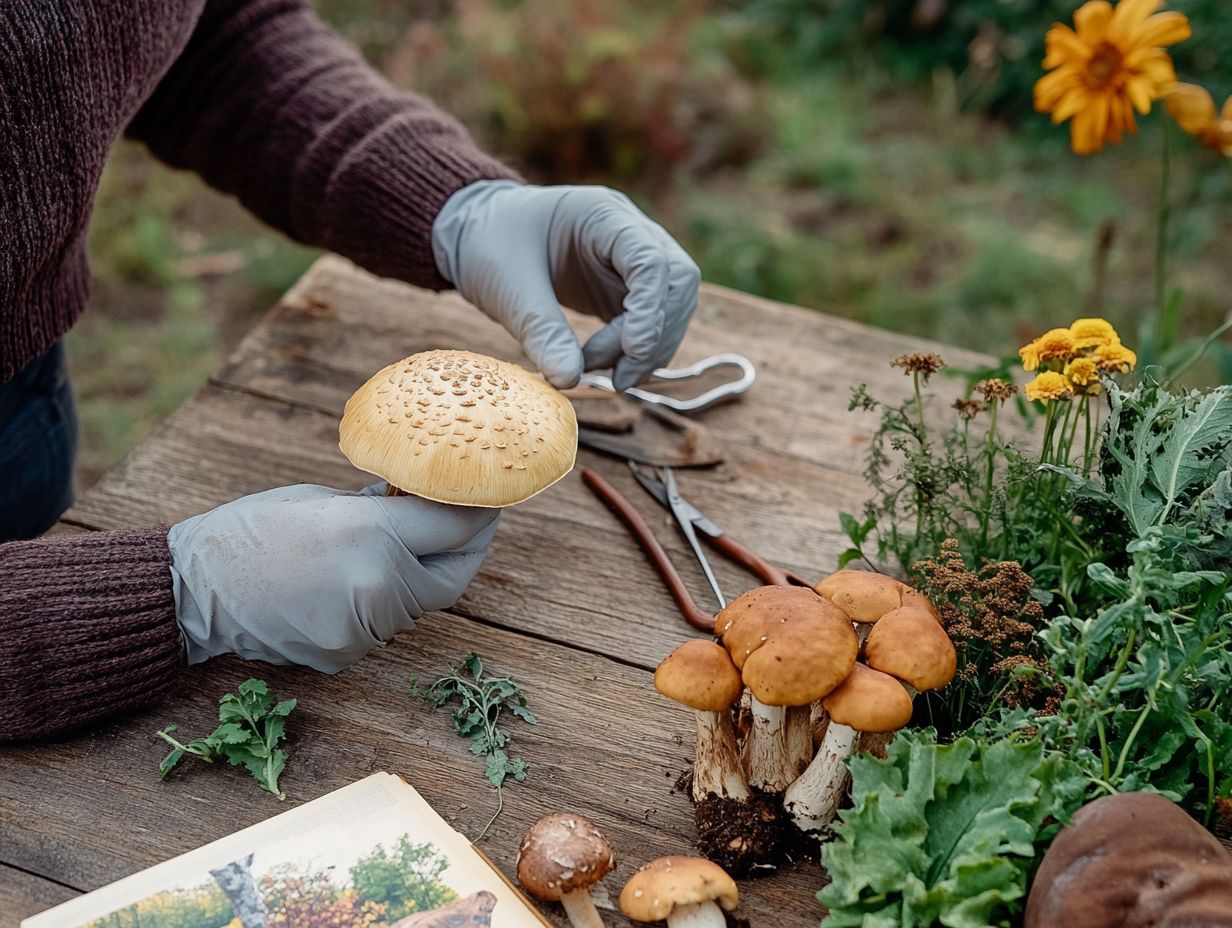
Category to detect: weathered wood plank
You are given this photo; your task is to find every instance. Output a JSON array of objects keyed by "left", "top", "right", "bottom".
[
  {"left": 0, "top": 867, "right": 79, "bottom": 927},
  {"left": 62, "top": 384, "right": 872, "bottom": 671},
  {"left": 214, "top": 256, "right": 994, "bottom": 478},
  {"left": 0, "top": 614, "right": 827, "bottom": 927}
]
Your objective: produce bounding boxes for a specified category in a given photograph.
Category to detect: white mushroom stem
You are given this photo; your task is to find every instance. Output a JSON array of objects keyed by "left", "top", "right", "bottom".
[
  {"left": 693, "top": 710, "right": 750, "bottom": 803},
  {"left": 742, "top": 697, "right": 797, "bottom": 793},
  {"left": 666, "top": 901, "right": 728, "bottom": 928},
  {"left": 559, "top": 888, "right": 605, "bottom": 928},
  {"left": 784, "top": 705, "right": 814, "bottom": 777},
  {"left": 783, "top": 722, "right": 858, "bottom": 834}
]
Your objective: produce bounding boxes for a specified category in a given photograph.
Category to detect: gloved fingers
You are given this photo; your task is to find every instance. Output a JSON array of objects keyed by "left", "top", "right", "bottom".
[
  {"left": 488, "top": 264, "right": 585, "bottom": 389},
  {"left": 609, "top": 225, "right": 671, "bottom": 374},
  {"left": 413, "top": 525, "right": 501, "bottom": 612},
  {"left": 370, "top": 495, "right": 501, "bottom": 557},
  {"left": 581, "top": 315, "right": 627, "bottom": 372},
  {"left": 358, "top": 481, "right": 389, "bottom": 497}
]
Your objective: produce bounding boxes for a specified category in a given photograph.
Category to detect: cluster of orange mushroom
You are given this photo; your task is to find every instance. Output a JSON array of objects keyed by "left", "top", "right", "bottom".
[{"left": 654, "top": 570, "right": 956, "bottom": 870}]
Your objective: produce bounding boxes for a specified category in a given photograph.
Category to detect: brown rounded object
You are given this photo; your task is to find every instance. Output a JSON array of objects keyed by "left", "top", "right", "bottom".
[
  {"left": 716, "top": 586, "right": 858, "bottom": 706},
  {"left": 864, "top": 606, "right": 956, "bottom": 692},
  {"left": 339, "top": 350, "right": 578, "bottom": 507},
  {"left": 517, "top": 813, "right": 615, "bottom": 901},
  {"left": 1026, "top": 792, "right": 1232, "bottom": 928},
  {"left": 655, "top": 640, "right": 743, "bottom": 712},
  {"left": 899, "top": 585, "right": 942, "bottom": 623},
  {"left": 822, "top": 664, "right": 914, "bottom": 733},
  {"left": 814, "top": 570, "right": 903, "bottom": 623},
  {"left": 619, "top": 856, "right": 739, "bottom": 922}
]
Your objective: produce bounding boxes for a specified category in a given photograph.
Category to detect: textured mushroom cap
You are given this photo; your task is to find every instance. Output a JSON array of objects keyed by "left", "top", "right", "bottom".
[
  {"left": 619, "top": 856, "right": 738, "bottom": 922},
  {"left": 655, "top": 640, "right": 743, "bottom": 712},
  {"left": 716, "top": 586, "right": 858, "bottom": 706},
  {"left": 822, "top": 664, "right": 914, "bottom": 732},
  {"left": 814, "top": 570, "right": 903, "bottom": 623},
  {"left": 899, "top": 585, "right": 942, "bottom": 623},
  {"left": 864, "top": 606, "right": 957, "bottom": 691},
  {"left": 517, "top": 813, "right": 615, "bottom": 901},
  {"left": 1026, "top": 792, "right": 1232, "bottom": 928},
  {"left": 339, "top": 350, "right": 578, "bottom": 507}
]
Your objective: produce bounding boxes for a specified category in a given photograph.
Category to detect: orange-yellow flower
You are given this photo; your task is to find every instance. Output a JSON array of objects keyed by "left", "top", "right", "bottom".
[
  {"left": 1069, "top": 317, "right": 1119, "bottom": 349},
  {"left": 1034, "top": 0, "right": 1191, "bottom": 155},
  {"left": 1026, "top": 371, "right": 1075, "bottom": 402},
  {"left": 1036, "top": 327, "right": 1078, "bottom": 364},
  {"left": 1095, "top": 340, "right": 1138, "bottom": 373},
  {"left": 1020, "top": 339, "right": 1042, "bottom": 372},
  {"left": 1167, "top": 83, "right": 1232, "bottom": 155},
  {"left": 1065, "top": 357, "right": 1103, "bottom": 394}
]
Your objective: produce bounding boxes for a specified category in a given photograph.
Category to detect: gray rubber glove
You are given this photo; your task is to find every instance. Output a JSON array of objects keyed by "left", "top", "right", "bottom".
[
  {"left": 168, "top": 483, "right": 499, "bottom": 673},
  {"left": 432, "top": 181, "right": 701, "bottom": 390}
]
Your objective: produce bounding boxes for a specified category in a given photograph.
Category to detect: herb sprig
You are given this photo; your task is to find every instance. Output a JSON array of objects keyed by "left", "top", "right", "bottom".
[
  {"left": 412, "top": 653, "right": 536, "bottom": 839},
  {"left": 157, "top": 679, "right": 296, "bottom": 800}
]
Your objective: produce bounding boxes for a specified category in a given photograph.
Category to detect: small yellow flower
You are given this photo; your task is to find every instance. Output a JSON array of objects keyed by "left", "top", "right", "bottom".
[
  {"left": 1069, "top": 317, "right": 1119, "bottom": 348},
  {"left": 1034, "top": 0, "right": 1192, "bottom": 155},
  {"left": 1020, "top": 340, "right": 1042, "bottom": 371},
  {"left": 1036, "top": 327, "right": 1079, "bottom": 364},
  {"left": 1025, "top": 371, "right": 1075, "bottom": 402},
  {"left": 1095, "top": 340, "right": 1138, "bottom": 373},
  {"left": 1064, "top": 357, "right": 1103, "bottom": 394},
  {"left": 1167, "top": 83, "right": 1232, "bottom": 155}
]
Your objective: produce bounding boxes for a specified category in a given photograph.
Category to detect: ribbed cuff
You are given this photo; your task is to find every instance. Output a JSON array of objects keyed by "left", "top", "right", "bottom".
[{"left": 0, "top": 527, "right": 185, "bottom": 740}]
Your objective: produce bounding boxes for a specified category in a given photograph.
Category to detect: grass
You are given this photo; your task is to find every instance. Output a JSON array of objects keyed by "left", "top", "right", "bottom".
[{"left": 67, "top": 2, "right": 1232, "bottom": 492}]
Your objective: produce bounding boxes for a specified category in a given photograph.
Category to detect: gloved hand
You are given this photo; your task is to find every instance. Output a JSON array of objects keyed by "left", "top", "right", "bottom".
[
  {"left": 432, "top": 181, "right": 701, "bottom": 391},
  {"left": 167, "top": 483, "right": 499, "bottom": 673}
]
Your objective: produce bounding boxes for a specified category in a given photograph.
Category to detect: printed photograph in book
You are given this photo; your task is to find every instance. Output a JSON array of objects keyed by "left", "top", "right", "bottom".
[{"left": 26, "top": 774, "right": 548, "bottom": 928}]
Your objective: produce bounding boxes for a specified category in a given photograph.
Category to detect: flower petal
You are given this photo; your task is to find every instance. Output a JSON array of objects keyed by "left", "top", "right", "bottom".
[
  {"left": 1167, "top": 83, "right": 1215, "bottom": 132},
  {"left": 1035, "top": 66, "right": 1081, "bottom": 111},
  {"left": 1051, "top": 86, "right": 1090, "bottom": 124},
  {"left": 1127, "top": 76, "right": 1156, "bottom": 114},
  {"left": 1221, "top": 96, "right": 1232, "bottom": 122},
  {"left": 1111, "top": 0, "right": 1163, "bottom": 38},
  {"left": 1044, "top": 24, "right": 1090, "bottom": 67},
  {"left": 1134, "top": 11, "right": 1191, "bottom": 49},
  {"left": 1074, "top": 0, "right": 1114, "bottom": 43}
]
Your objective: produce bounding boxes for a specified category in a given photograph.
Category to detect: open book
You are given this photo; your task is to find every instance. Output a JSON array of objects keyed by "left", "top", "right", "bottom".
[{"left": 24, "top": 772, "right": 552, "bottom": 928}]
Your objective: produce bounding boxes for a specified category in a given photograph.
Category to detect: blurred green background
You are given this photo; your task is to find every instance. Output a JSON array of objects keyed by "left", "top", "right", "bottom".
[{"left": 74, "top": 0, "right": 1232, "bottom": 488}]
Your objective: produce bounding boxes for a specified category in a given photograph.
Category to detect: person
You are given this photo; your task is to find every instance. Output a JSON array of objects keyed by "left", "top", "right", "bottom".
[{"left": 0, "top": 0, "right": 700, "bottom": 740}]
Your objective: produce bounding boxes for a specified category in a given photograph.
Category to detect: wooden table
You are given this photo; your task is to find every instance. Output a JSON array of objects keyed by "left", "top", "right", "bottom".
[{"left": 1, "top": 257, "right": 989, "bottom": 927}]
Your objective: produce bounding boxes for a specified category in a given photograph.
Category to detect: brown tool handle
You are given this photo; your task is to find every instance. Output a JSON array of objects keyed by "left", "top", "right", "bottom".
[
  {"left": 706, "top": 533, "right": 812, "bottom": 589},
  {"left": 580, "top": 466, "right": 715, "bottom": 633}
]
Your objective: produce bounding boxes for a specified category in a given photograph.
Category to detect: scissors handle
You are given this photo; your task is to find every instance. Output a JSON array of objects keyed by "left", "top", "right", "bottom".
[
  {"left": 580, "top": 467, "right": 715, "bottom": 633},
  {"left": 578, "top": 353, "right": 756, "bottom": 414},
  {"left": 706, "top": 533, "right": 811, "bottom": 589}
]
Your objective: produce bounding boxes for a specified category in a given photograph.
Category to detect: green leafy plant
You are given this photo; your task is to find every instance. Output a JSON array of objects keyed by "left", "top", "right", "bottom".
[
  {"left": 349, "top": 836, "right": 458, "bottom": 921},
  {"left": 819, "top": 730, "right": 1084, "bottom": 928},
  {"left": 412, "top": 653, "right": 537, "bottom": 838},
  {"left": 157, "top": 679, "right": 296, "bottom": 800}
]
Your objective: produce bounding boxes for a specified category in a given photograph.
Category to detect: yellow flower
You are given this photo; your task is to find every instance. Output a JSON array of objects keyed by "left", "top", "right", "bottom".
[
  {"left": 1026, "top": 371, "right": 1075, "bottom": 402},
  {"left": 1167, "top": 83, "right": 1232, "bottom": 156},
  {"left": 1064, "top": 357, "right": 1103, "bottom": 394},
  {"left": 1036, "top": 327, "right": 1079, "bottom": 364},
  {"left": 1069, "top": 316, "right": 1119, "bottom": 348},
  {"left": 1034, "top": 0, "right": 1191, "bottom": 155},
  {"left": 1095, "top": 339, "right": 1138, "bottom": 372},
  {"left": 1020, "top": 339, "right": 1042, "bottom": 371}
]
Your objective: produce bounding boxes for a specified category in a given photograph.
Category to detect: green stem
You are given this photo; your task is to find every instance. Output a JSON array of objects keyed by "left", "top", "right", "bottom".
[
  {"left": 1082, "top": 393, "right": 1095, "bottom": 476},
  {"left": 913, "top": 371, "right": 927, "bottom": 447},
  {"left": 980, "top": 400, "right": 1000, "bottom": 545},
  {"left": 476, "top": 786, "right": 504, "bottom": 842},
  {"left": 1112, "top": 700, "right": 1154, "bottom": 782},
  {"left": 1155, "top": 119, "right": 1172, "bottom": 330}
]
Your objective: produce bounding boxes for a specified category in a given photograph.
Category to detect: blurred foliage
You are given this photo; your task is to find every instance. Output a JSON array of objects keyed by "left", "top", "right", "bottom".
[
  {"left": 261, "top": 868, "right": 387, "bottom": 927},
  {"left": 349, "top": 836, "right": 458, "bottom": 920},
  {"left": 84, "top": 882, "right": 234, "bottom": 928}
]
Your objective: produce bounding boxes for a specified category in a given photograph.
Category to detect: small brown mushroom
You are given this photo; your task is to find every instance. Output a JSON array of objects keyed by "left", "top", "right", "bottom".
[
  {"left": 864, "top": 605, "right": 957, "bottom": 696},
  {"left": 783, "top": 664, "right": 913, "bottom": 835},
  {"left": 1026, "top": 792, "right": 1232, "bottom": 928},
  {"left": 619, "top": 856, "right": 739, "bottom": 928},
  {"left": 517, "top": 813, "right": 616, "bottom": 928},
  {"left": 655, "top": 640, "right": 748, "bottom": 804}
]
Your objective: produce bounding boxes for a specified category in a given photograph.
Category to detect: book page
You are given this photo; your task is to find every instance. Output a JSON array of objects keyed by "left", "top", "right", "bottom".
[{"left": 24, "top": 772, "right": 550, "bottom": 928}]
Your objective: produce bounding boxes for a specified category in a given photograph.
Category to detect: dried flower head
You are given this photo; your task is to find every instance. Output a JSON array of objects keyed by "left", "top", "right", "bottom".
[
  {"left": 952, "top": 398, "right": 984, "bottom": 419},
  {"left": 892, "top": 353, "right": 947, "bottom": 381},
  {"left": 1069, "top": 317, "right": 1119, "bottom": 349},
  {"left": 1064, "top": 357, "right": 1103, "bottom": 395},
  {"left": 1025, "top": 371, "right": 1075, "bottom": 403},
  {"left": 976, "top": 378, "right": 1019, "bottom": 404},
  {"left": 1095, "top": 340, "right": 1138, "bottom": 373},
  {"left": 1035, "top": 327, "right": 1078, "bottom": 363}
]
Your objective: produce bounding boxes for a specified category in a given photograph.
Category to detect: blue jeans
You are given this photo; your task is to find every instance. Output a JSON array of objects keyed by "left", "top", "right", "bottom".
[{"left": 0, "top": 342, "right": 78, "bottom": 541}]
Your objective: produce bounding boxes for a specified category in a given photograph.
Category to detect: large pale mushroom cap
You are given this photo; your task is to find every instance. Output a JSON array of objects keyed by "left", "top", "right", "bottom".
[
  {"left": 655, "top": 640, "right": 743, "bottom": 712},
  {"left": 716, "top": 586, "right": 858, "bottom": 706},
  {"left": 620, "top": 856, "right": 738, "bottom": 922},
  {"left": 517, "top": 813, "right": 615, "bottom": 901},
  {"left": 339, "top": 350, "right": 578, "bottom": 507},
  {"left": 865, "top": 606, "right": 957, "bottom": 692},
  {"left": 822, "top": 664, "right": 914, "bottom": 733},
  {"left": 814, "top": 570, "right": 904, "bottom": 623}
]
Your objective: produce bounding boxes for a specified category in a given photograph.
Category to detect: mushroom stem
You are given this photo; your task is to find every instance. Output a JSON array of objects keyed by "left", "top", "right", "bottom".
[
  {"left": 784, "top": 704, "right": 814, "bottom": 777},
  {"left": 559, "top": 889, "right": 605, "bottom": 928},
  {"left": 693, "top": 710, "right": 750, "bottom": 802},
  {"left": 783, "top": 722, "right": 858, "bottom": 834},
  {"left": 742, "top": 697, "right": 796, "bottom": 793},
  {"left": 666, "top": 901, "right": 728, "bottom": 928}
]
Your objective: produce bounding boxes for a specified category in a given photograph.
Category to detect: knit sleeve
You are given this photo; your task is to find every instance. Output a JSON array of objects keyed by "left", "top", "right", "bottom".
[
  {"left": 125, "top": 0, "right": 521, "bottom": 290},
  {"left": 0, "top": 527, "right": 185, "bottom": 741}
]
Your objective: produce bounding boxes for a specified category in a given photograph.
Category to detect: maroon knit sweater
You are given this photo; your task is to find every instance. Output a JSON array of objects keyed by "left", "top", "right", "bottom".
[{"left": 0, "top": 0, "right": 518, "bottom": 740}]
